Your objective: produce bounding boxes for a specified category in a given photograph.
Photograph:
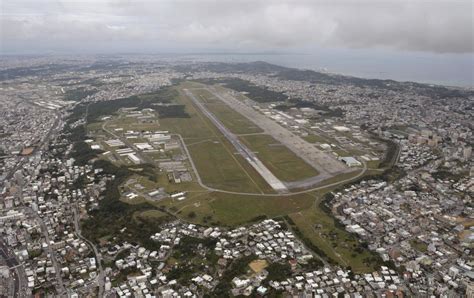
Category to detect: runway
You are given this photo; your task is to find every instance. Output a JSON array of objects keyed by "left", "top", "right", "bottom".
[
  {"left": 183, "top": 88, "right": 288, "bottom": 192},
  {"left": 204, "top": 86, "right": 352, "bottom": 179}
]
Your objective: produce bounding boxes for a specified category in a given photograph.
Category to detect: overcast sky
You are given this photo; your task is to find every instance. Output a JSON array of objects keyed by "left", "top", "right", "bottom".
[{"left": 1, "top": 0, "right": 473, "bottom": 55}]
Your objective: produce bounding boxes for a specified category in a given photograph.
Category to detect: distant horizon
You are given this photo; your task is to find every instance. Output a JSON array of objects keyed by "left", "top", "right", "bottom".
[
  {"left": 0, "top": 2, "right": 472, "bottom": 296},
  {"left": 2, "top": 51, "right": 471, "bottom": 88},
  {"left": 2, "top": 0, "right": 472, "bottom": 87}
]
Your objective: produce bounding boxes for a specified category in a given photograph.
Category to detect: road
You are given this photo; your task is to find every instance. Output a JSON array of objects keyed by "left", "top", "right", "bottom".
[
  {"left": 0, "top": 107, "right": 62, "bottom": 296},
  {"left": 34, "top": 211, "right": 67, "bottom": 295},
  {"left": 96, "top": 88, "right": 370, "bottom": 197},
  {"left": 181, "top": 88, "right": 368, "bottom": 196},
  {"left": 176, "top": 128, "right": 369, "bottom": 196},
  {"left": 181, "top": 131, "right": 368, "bottom": 197},
  {"left": 3, "top": 111, "right": 61, "bottom": 182},
  {"left": 72, "top": 206, "right": 105, "bottom": 297},
  {"left": 100, "top": 111, "right": 368, "bottom": 197},
  {"left": 281, "top": 217, "right": 329, "bottom": 267},
  {"left": 9, "top": 109, "right": 66, "bottom": 296},
  {"left": 0, "top": 240, "right": 27, "bottom": 297}
]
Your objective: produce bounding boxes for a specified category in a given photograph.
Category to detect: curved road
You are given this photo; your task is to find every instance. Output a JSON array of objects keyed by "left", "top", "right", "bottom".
[
  {"left": 72, "top": 206, "right": 105, "bottom": 297},
  {"left": 175, "top": 131, "right": 368, "bottom": 197},
  {"left": 100, "top": 115, "right": 368, "bottom": 198}
]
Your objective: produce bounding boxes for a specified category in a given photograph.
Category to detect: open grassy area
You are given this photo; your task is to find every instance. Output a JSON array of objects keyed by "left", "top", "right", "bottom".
[
  {"left": 239, "top": 134, "right": 319, "bottom": 182},
  {"left": 126, "top": 175, "right": 159, "bottom": 192},
  {"left": 88, "top": 84, "right": 274, "bottom": 194},
  {"left": 159, "top": 191, "right": 315, "bottom": 227},
  {"left": 205, "top": 102, "right": 263, "bottom": 135},
  {"left": 288, "top": 202, "right": 377, "bottom": 273},
  {"left": 366, "top": 160, "right": 382, "bottom": 169},
  {"left": 410, "top": 239, "right": 428, "bottom": 253},
  {"left": 158, "top": 101, "right": 215, "bottom": 140},
  {"left": 119, "top": 195, "right": 147, "bottom": 205},
  {"left": 186, "top": 138, "right": 265, "bottom": 193},
  {"left": 303, "top": 134, "right": 328, "bottom": 144},
  {"left": 134, "top": 209, "right": 170, "bottom": 220},
  {"left": 207, "top": 192, "right": 314, "bottom": 225},
  {"left": 157, "top": 85, "right": 275, "bottom": 193},
  {"left": 157, "top": 180, "right": 379, "bottom": 273},
  {"left": 191, "top": 87, "right": 263, "bottom": 135}
]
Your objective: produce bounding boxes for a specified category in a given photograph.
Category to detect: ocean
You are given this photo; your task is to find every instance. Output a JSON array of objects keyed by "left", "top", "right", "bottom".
[{"left": 180, "top": 50, "right": 473, "bottom": 88}]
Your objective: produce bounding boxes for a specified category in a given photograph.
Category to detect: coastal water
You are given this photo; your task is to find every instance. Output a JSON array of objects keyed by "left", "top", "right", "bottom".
[{"left": 181, "top": 50, "right": 473, "bottom": 88}]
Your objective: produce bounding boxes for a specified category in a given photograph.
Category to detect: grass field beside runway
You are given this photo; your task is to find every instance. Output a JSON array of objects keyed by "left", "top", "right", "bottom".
[
  {"left": 239, "top": 134, "right": 319, "bottom": 182},
  {"left": 184, "top": 83, "right": 320, "bottom": 183},
  {"left": 191, "top": 87, "right": 263, "bottom": 135},
  {"left": 158, "top": 84, "right": 274, "bottom": 193},
  {"left": 185, "top": 137, "right": 267, "bottom": 193},
  {"left": 302, "top": 134, "right": 329, "bottom": 144}
]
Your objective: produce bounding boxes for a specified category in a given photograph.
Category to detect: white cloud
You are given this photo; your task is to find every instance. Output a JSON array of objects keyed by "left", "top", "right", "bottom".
[{"left": 1, "top": 0, "right": 472, "bottom": 53}]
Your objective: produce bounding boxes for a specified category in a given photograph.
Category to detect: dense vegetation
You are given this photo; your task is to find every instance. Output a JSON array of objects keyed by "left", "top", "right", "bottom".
[
  {"left": 0, "top": 64, "right": 73, "bottom": 81},
  {"left": 154, "top": 105, "right": 188, "bottom": 118},
  {"left": 316, "top": 168, "right": 408, "bottom": 273},
  {"left": 64, "top": 87, "right": 98, "bottom": 101},
  {"left": 212, "top": 255, "right": 256, "bottom": 297},
  {"left": 281, "top": 139, "right": 406, "bottom": 272},
  {"left": 266, "top": 262, "right": 292, "bottom": 281},
  {"left": 167, "top": 237, "right": 218, "bottom": 284},
  {"left": 63, "top": 87, "right": 190, "bottom": 248},
  {"left": 83, "top": 88, "right": 187, "bottom": 122},
  {"left": 81, "top": 159, "right": 171, "bottom": 249},
  {"left": 171, "top": 236, "right": 217, "bottom": 260},
  {"left": 374, "top": 135, "right": 400, "bottom": 168},
  {"left": 274, "top": 98, "right": 344, "bottom": 118},
  {"left": 431, "top": 169, "right": 467, "bottom": 182},
  {"left": 284, "top": 216, "right": 336, "bottom": 265},
  {"left": 61, "top": 71, "right": 413, "bottom": 278}
]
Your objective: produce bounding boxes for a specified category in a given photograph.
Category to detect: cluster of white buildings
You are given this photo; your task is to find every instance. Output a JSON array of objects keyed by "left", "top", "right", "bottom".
[{"left": 330, "top": 170, "right": 472, "bottom": 296}]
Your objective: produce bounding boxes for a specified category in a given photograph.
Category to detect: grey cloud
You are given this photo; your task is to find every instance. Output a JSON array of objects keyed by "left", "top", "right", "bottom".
[{"left": 1, "top": 0, "right": 473, "bottom": 54}]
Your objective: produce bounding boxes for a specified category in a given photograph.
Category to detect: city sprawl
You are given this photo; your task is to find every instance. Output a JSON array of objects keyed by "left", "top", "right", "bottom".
[{"left": 0, "top": 56, "right": 472, "bottom": 297}]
